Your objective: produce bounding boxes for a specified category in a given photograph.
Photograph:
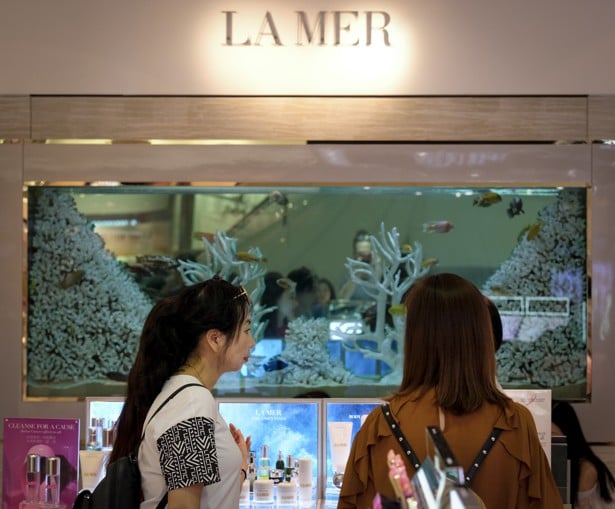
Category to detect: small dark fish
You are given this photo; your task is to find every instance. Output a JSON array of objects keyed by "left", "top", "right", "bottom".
[
  {"left": 507, "top": 197, "right": 525, "bottom": 218},
  {"left": 473, "top": 191, "right": 502, "bottom": 207},
  {"left": 58, "top": 269, "right": 84, "bottom": 289},
  {"left": 268, "top": 190, "right": 289, "bottom": 206},
  {"left": 263, "top": 356, "right": 288, "bottom": 372}
]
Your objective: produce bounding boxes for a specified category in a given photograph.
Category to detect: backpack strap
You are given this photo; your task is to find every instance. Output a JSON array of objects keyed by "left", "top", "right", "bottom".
[
  {"left": 140, "top": 383, "right": 206, "bottom": 509},
  {"left": 380, "top": 403, "right": 503, "bottom": 487},
  {"left": 380, "top": 404, "right": 422, "bottom": 470},
  {"left": 139, "top": 383, "right": 205, "bottom": 442},
  {"left": 463, "top": 427, "right": 502, "bottom": 486}
]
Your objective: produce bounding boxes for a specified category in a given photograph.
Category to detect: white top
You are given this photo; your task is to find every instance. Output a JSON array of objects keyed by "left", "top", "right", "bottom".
[
  {"left": 139, "top": 375, "right": 242, "bottom": 509},
  {"left": 576, "top": 483, "right": 615, "bottom": 509}
]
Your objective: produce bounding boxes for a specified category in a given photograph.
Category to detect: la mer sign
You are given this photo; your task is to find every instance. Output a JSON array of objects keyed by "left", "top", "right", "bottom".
[{"left": 223, "top": 10, "right": 392, "bottom": 46}]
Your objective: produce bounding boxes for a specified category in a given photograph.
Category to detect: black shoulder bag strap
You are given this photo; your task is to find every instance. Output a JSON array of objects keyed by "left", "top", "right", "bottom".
[
  {"left": 380, "top": 403, "right": 422, "bottom": 470},
  {"left": 139, "top": 382, "right": 206, "bottom": 509},
  {"left": 380, "top": 403, "right": 502, "bottom": 487}
]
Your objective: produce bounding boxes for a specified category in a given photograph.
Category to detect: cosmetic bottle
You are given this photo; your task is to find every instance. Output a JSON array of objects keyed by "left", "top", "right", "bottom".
[
  {"left": 41, "top": 456, "right": 65, "bottom": 508},
  {"left": 86, "top": 426, "right": 101, "bottom": 451},
  {"left": 257, "top": 444, "right": 270, "bottom": 480},
  {"left": 297, "top": 457, "right": 313, "bottom": 502},
  {"left": 284, "top": 454, "right": 295, "bottom": 483},
  {"left": 19, "top": 454, "right": 40, "bottom": 509},
  {"left": 270, "top": 450, "right": 284, "bottom": 484},
  {"left": 247, "top": 451, "right": 257, "bottom": 491}
]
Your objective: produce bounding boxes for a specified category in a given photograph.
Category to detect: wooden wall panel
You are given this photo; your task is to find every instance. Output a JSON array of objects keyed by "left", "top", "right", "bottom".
[
  {"left": 0, "top": 96, "right": 30, "bottom": 139},
  {"left": 588, "top": 96, "right": 615, "bottom": 141},
  {"left": 30, "top": 96, "right": 588, "bottom": 142}
]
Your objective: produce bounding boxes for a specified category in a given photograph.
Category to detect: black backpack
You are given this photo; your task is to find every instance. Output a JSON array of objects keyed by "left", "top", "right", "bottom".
[{"left": 73, "top": 383, "right": 204, "bottom": 509}]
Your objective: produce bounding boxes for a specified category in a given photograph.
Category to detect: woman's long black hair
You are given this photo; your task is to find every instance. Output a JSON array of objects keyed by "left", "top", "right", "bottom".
[
  {"left": 109, "top": 277, "right": 250, "bottom": 463},
  {"left": 552, "top": 401, "right": 615, "bottom": 503}
]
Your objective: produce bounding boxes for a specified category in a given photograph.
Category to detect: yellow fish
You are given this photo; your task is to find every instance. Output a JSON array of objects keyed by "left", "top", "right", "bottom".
[
  {"left": 193, "top": 231, "right": 215, "bottom": 242},
  {"left": 517, "top": 224, "right": 532, "bottom": 242},
  {"left": 473, "top": 191, "right": 502, "bottom": 207},
  {"left": 401, "top": 244, "right": 413, "bottom": 254},
  {"left": 421, "top": 257, "right": 439, "bottom": 268},
  {"left": 526, "top": 221, "right": 542, "bottom": 241},
  {"left": 388, "top": 304, "right": 406, "bottom": 317},
  {"left": 237, "top": 251, "right": 267, "bottom": 263}
]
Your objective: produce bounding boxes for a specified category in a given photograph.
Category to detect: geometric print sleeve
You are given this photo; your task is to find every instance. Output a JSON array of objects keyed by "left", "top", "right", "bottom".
[{"left": 157, "top": 416, "right": 220, "bottom": 490}]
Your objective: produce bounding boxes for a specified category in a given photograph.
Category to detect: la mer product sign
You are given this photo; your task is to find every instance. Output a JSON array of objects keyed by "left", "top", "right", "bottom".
[{"left": 223, "top": 10, "right": 392, "bottom": 46}]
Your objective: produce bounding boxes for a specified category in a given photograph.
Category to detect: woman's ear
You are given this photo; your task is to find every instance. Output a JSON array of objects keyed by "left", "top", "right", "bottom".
[{"left": 205, "top": 329, "right": 224, "bottom": 352}]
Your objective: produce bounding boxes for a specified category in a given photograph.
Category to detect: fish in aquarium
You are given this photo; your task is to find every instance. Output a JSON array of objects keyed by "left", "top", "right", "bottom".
[
  {"left": 422, "top": 220, "right": 454, "bottom": 234},
  {"left": 237, "top": 251, "right": 268, "bottom": 263},
  {"left": 517, "top": 220, "right": 542, "bottom": 242},
  {"left": 473, "top": 191, "right": 502, "bottom": 207},
  {"left": 58, "top": 268, "right": 85, "bottom": 289},
  {"left": 507, "top": 196, "right": 525, "bottom": 218},
  {"left": 421, "top": 257, "right": 438, "bottom": 268}
]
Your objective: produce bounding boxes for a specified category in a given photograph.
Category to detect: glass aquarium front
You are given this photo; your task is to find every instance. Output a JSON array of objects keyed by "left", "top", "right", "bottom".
[{"left": 24, "top": 184, "right": 589, "bottom": 399}]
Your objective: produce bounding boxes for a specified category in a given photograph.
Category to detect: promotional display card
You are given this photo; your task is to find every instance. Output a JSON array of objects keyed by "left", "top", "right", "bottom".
[
  {"left": 504, "top": 389, "right": 552, "bottom": 464},
  {"left": 3, "top": 418, "right": 80, "bottom": 509}
]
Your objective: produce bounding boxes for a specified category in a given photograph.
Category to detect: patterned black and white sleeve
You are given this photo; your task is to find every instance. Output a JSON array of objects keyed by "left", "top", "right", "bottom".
[{"left": 157, "top": 416, "right": 221, "bottom": 489}]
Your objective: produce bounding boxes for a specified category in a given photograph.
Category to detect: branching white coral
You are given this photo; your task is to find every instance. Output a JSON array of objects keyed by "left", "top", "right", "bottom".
[
  {"left": 176, "top": 231, "right": 269, "bottom": 339},
  {"left": 336, "top": 222, "right": 431, "bottom": 382}
]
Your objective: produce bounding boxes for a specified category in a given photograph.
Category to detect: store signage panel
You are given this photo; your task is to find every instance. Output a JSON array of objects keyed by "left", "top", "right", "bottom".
[
  {"left": 222, "top": 10, "right": 392, "bottom": 47},
  {"left": 199, "top": 1, "right": 409, "bottom": 95}
]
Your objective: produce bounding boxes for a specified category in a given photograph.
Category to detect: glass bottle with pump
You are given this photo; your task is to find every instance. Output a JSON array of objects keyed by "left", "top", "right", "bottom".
[
  {"left": 258, "top": 445, "right": 270, "bottom": 480},
  {"left": 270, "top": 450, "right": 285, "bottom": 484}
]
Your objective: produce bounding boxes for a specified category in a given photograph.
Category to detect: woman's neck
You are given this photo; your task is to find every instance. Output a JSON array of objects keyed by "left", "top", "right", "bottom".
[{"left": 177, "top": 359, "right": 218, "bottom": 389}]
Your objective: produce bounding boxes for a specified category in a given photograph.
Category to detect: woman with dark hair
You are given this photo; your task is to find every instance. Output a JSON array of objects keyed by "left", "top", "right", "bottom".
[
  {"left": 338, "top": 273, "right": 562, "bottom": 509},
  {"left": 552, "top": 401, "right": 615, "bottom": 508},
  {"left": 260, "top": 271, "right": 296, "bottom": 338},
  {"left": 110, "top": 277, "right": 255, "bottom": 509}
]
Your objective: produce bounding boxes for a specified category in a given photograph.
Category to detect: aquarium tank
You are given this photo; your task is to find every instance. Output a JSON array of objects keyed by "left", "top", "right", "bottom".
[{"left": 24, "top": 184, "right": 589, "bottom": 400}]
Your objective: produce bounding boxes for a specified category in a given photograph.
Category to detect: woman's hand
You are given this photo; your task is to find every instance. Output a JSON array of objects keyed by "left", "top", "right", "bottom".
[{"left": 229, "top": 423, "right": 251, "bottom": 464}]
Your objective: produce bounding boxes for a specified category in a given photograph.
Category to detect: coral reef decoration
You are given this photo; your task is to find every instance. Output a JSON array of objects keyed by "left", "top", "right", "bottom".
[
  {"left": 176, "top": 231, "right": 270, "bottom": 340},
  {"left": 333, "top": 222, "right": 431, "bottom": 384},
  {"left": 483, "top": 188, "right": 587, "bottom": 388},
  {"left": 27, "top": 188, "right": 153, "bottom": 383},
  {"left": 259, "top": 318, "right": 354, "bottom": 386}
]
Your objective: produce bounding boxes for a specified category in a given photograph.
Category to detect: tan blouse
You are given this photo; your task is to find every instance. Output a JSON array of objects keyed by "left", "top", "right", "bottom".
[{"left": 337, "top": 388, "right": 563, "bottom": 509}]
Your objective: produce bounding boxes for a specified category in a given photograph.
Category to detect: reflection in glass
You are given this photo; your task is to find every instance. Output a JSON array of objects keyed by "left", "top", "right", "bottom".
[{"left": 24, "top": 184, "right": 589, "bottom": 400}]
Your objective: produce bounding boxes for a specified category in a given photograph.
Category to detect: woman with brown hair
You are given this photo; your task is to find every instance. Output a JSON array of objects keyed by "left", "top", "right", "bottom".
[{"left": 338, "top": 273, "right": 562, "bottom": 509}]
